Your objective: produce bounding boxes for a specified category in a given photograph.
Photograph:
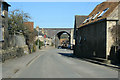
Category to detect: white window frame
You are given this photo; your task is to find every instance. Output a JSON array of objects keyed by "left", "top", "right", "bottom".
[
  {"left": 0, "top": 26, "right": 4, "bottom": 41},
  {"left": 97, "top": 8, "right": 109, "bottom": 18},
  {"left": 83, "top": 17, "right": 89, "bottom": 24},
  {"left": 92, "top": 12, "right": 100, "bottom": 20}
]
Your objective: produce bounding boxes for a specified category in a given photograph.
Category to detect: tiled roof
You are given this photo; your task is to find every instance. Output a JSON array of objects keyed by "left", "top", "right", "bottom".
[
  {"left": 1, "top": 0, "right": 11, "bottom": 6},
  {"left": 24, "top": 22, "right": 34, "bottom": 31},
  {"left": 79, "top": 1, "right": 120, "bottom": 28},
  {"left": 75, "top": 15, "right": 88, "bottom": 28}
]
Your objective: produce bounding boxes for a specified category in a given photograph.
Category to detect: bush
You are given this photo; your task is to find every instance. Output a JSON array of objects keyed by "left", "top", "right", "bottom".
[
  {"left": 51, "top": 42, "right": 54, "bottom": 46},
  {"left": 35, "top": 39, "right": 44, "bottom": 49},
  {"left": 16, "top": 47, "right": 24, "bottom": 57},
  {"left": 33, "top": 44, "right": 36, "bottom": 52},
  {"left": 110, "top": 25, "right": 120, "bottom": 46}
]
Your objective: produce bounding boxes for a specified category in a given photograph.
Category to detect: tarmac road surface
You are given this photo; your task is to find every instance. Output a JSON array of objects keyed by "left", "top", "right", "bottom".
[{"left": 12, "top": 47, "right": 118, "bottom": 78}]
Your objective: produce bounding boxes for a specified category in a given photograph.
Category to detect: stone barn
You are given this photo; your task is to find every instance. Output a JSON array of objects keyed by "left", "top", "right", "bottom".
[{"left": 74, "top": 1, "right": 120, "bottom": 63}]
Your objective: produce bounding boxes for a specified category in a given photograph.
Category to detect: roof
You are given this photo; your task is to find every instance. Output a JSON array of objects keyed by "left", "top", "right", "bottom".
[
  {"left": 1, "top": 0, "right": 11, "bottom": 6},
  {"left": 75, "top": 15, "right": 88, "bottom": 28},
  {"left": 24, "top": 22, "right": 34, "bottom": 31},
  {"left": 79, "top": 1, "right": 120, "bottom": 28}
]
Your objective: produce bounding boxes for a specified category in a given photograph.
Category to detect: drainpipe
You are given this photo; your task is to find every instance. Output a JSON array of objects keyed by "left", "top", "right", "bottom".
[{"left": 115, "top": 20, "right": 119, "bottom": 52}]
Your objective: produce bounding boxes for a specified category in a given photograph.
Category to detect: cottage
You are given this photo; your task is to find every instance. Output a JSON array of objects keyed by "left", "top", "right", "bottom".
[{"left": 74, "top": 1, "right": 120, "bottom": 63}]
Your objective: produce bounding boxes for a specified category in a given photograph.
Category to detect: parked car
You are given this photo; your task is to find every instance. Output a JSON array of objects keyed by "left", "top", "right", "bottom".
[{"left": 58, "top": 46, "right": 62, "bottom": 49}]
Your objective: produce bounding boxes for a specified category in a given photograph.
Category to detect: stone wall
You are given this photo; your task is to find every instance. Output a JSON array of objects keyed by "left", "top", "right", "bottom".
[
  {"left": 0, "top": 45, "right": 29, "bottom": 62},
  {"left": 119, "top": 3, "right": 120, "bottom": 25},
  {"left": 55, "top": 36, "right": 60, "bottom": 48},
  {"left": 0, "top": 1, "right": 29, "bottom": 62},
  {"left": 0, "top": 35, "right": 29, "bottom": 62},
  {"left": 106, "top": 21, "right": 117, "bottom": 57}
]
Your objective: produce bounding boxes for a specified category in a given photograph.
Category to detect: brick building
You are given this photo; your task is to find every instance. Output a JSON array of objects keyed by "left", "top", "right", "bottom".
[
  {"left": 24, "top": 22, "right": 34, "bottom": 31},
  {"left": 74, "top": 1, "right": 120, "bottom": 63}
]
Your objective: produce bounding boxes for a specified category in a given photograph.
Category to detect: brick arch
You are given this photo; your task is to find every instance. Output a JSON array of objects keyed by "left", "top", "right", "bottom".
[
  {"left": 39, "top": 28, "right": 73, "bottom": 48},
  {"left": 56, "top": 31, "right": 71, "bottom": 39}
]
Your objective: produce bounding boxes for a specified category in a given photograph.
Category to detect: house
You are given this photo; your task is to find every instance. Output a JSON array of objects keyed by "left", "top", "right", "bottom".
[
  {"left": 74, "top": 15, "right": 88, "bottom": 39},
  {"left": 74, "top": 1, "right": 120, "bottom": 63},
  {"left": 24, "top": 22, "right": 34, "bottom": 31},
  {"left": 35, "top": 26, "right": 39, "bottom": 32},
  {"left": 74, "top": 15, "right": 88, "bottom": 53},
  {"left": 0, "top": 0, "right": 11, "bottom": 49}
]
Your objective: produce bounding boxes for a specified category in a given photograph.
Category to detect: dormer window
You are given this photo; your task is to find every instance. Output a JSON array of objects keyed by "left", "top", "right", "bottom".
[
  {"left": 91, "top": 15, "right": 95, "bottom": 21},
  {"left": 98, "top": 8, "right": 109, "bottom": 18},
  {"left": 83, "top": 17, "right": 89, "bottom": 24},
  {"left": 92, "top": 12, "right": 100, "bottom": 20},
  {"left": 83, "top": 19, "right": 87, "bottom": 24},
  {"left": 89, "top": 15, "right": 94, "bottom": 20}
]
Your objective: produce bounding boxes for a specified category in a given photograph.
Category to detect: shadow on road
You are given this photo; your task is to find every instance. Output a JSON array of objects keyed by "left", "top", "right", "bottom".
[
  {"left": 58, "top": 52, "right": 119, "bottom": 70},
  {"left": 58, "top": 53, "right": 75, "bottom": 58}
]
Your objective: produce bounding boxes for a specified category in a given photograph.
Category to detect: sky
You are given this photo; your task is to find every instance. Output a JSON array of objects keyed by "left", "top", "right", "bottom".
[{"left": 8, "top": 2, "right": 103, "bottom": 28}]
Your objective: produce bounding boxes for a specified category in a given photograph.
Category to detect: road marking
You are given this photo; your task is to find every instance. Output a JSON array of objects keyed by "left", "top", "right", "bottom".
[
  {"left": 11, "top": 52, "right": 45, "bottom": 78},
  {"left": 26, "top": 52, "right": 45, "bottom": 67}
]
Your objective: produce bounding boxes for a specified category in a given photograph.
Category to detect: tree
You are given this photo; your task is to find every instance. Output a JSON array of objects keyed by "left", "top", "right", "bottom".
[
  {"left": 8, "top": 9, "right": 37, "bottom": 53},
  {"left": 8, "top": 9, "right": 31, "bottom": 35},
  {"left": 110, "top": 25, "right": 120, "bottom": 46}
]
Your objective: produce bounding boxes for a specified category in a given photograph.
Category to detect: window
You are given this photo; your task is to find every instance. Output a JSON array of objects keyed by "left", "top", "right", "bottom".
[
  {"left": 89, "top": 16, "right": 94, "bottom": 20},
  {"left": 83, "top": 17, "right": 89, "bottom": 24},
  {"left": 1, "top": 3, "right": 3, "bottom": 15},
  {"left": 92, "top": 12, "right": 100, "bottom": 20},
  {"left": 0, "top": 26, "right": 4, "bottom": 41},
  {"left": 83, "top": 19, "right": 87, "bottom": 24},
  {"left": 98, "top": 8, "right": 109, "bottom": 18},
  {"left": 0, "top": 26, "right": 2, "bottom": 41},
  {"left": 1, "top": 3, "right": 5, "bottom": 17}
]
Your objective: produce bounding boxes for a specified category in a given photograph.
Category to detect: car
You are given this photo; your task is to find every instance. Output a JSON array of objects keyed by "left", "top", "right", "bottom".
[
  {"left": 58, "top": 46, "right": 62, "bottom": 49},
  {"left": 68, "top": 45, "right": 71, "bottom": 49}
]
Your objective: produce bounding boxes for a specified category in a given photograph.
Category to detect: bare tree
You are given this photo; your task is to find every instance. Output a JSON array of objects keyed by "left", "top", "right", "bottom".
[{"left": 110, "top": 25, "right": 120, "bottom": 46}]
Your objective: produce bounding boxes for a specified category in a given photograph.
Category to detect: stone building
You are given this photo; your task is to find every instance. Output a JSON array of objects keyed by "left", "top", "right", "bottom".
[
  {"left": 74, "top": 1, "right": 120, "bottom": 63},
  {"left": 0, "top": 0, "right": 10, "bottom": 49},
  {"left": 35, "top": 26, "right": 39, "bottom": 32},
  {"left": 0, "top": 1, "right": 30, "bottom": 62},
  {"left": 74, "top": 15, "right": 88, "bottom": 39}
]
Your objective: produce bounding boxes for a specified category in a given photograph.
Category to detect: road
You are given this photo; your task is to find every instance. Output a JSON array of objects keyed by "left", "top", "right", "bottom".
[{"left": 13, "top": 47, "right": 118, "bottom": 78}]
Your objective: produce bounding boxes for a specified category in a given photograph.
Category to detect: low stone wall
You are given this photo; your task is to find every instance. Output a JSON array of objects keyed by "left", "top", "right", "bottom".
[{"left": 0, "top": 45, "right": 29, "bottom": 63}]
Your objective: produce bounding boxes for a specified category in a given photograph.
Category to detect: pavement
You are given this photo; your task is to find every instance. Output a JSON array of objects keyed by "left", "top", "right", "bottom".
[
  {"left": 6, "top": 47, "right": 118, "bottom": 78},
  {"left": 2, "top": 46, "right": 50, "bottom": 78}
]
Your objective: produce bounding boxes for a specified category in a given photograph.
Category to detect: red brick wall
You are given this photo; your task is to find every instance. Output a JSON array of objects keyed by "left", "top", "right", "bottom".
[{"left": 24, "top": 22, "right": 34, "bottom": 31}]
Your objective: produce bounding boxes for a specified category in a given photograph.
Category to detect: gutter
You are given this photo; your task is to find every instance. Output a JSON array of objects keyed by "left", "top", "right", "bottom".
[{"left": 78, "top": 18, "right": 119, "bottom": 29}]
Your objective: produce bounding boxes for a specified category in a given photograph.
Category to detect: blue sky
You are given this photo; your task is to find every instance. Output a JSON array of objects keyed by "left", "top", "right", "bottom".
[{"left": 9, "top": 2, "right": 102, "bottom": 28}]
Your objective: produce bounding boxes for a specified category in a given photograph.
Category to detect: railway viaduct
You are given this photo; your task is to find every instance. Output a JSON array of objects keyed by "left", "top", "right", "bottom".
[{"left": 38, "top": 28, "right": 74, "bottom": 48}]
